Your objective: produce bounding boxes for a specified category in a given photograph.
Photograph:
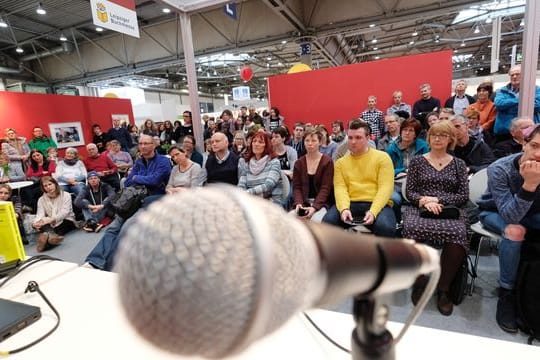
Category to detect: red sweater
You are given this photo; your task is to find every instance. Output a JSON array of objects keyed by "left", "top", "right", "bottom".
[
  {"left": 26, "top": 160, "right": 56, "bottom": 179},
  {"left": 83, "top": 154, "right": 118, "bottom": 174}
]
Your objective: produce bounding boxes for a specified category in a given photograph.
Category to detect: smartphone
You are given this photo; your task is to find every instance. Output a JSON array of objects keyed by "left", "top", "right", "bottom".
[{"left": 297, "top": 208, "right": 308, "bottom": 217}]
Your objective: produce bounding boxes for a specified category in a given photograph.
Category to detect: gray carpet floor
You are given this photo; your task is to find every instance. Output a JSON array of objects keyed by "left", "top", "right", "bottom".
[{"left": 22, "top": 229, "right": 540, "bottom": 349}]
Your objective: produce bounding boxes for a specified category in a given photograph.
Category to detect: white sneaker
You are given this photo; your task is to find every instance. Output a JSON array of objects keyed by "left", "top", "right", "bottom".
[{"left": 81, "top": 262, "right": 97, "bottom": 270}]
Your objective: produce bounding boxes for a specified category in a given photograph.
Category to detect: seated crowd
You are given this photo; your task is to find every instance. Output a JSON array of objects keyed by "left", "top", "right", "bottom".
[{"left": 1, "top": 64, "right": 539, "bottom": 335}]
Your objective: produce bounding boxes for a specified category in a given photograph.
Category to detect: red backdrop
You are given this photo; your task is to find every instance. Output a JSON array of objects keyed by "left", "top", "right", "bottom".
[
  {"left": 0, "top": 92, "right": 134, "bottom": 157},
  {"left": 268, "top": 50, "right": 453, "bottom": 130}
]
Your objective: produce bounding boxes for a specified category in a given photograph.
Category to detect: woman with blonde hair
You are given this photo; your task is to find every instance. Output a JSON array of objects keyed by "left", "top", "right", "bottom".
[{"left": 402, "top": 120, "right": 469, "bottom": 316}]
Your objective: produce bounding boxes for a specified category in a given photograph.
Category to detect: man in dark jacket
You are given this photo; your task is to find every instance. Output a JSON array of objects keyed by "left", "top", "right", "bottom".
[
  {"left": 107, "top": 116, "right": 133, "bottom": 152},
  {"left": 451, "top": 115, "right": 495, "bottom": 174},
  {"left": 444, "top": 79, "right": 475, "bottom": 116},
  {"left": 74, "top": 171, "right": 115, "bottom": 232}
]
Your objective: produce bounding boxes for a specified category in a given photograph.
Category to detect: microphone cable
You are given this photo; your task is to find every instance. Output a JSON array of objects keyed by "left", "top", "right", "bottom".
[
  {"left": 0, "top": 281, "right": 61, "bottom": 356},
  {"left": 302, "top": 312, "right": 351, "bottom": 354},
  {"left": 0, "top": 255, "right": 63, "bottom": 289}
]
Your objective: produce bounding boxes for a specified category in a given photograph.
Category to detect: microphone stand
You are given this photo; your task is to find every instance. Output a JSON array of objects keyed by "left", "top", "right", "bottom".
[{"left": 350, "top": 296, "right": 394, "bottom": 360}]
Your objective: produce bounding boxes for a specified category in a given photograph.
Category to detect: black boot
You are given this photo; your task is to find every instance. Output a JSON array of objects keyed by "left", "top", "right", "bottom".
[{"left": 496, "top": 287, "right": 518, "bottom": 333}]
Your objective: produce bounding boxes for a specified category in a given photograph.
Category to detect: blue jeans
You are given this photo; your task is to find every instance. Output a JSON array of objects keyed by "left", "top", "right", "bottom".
[
  {"left": 322, "top": 202, "right": 397, "bottom": 237},
  {"left": 85, "top": 194, "right": 165, "bottom": 271},
  {"left": 82, "top": 207, "right": 109, "bottom": 223},
  {"left": 61, "top": 183, "right": 86, "bottom": 196},
  {"left": 479, "top": 211, "right": 540, "bottom": 289}
]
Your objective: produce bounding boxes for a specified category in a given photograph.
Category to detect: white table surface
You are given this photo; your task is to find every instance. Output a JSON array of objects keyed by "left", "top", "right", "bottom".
[
  {"left": 7, "top": 181, "right": 34, "bottom": 190},
  {"left": 1, "top": 265, "right": 539, "bottom": 360}
]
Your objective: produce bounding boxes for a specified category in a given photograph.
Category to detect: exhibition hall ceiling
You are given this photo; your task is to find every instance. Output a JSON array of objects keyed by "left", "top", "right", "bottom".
[{"left": 0, "top": 0, "right": 531, "bottom": 97}]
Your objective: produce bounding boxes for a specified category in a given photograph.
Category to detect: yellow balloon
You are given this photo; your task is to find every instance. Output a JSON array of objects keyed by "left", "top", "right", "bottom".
[{"left": 287, "top": 63, "right": 312, "bottom": 74}]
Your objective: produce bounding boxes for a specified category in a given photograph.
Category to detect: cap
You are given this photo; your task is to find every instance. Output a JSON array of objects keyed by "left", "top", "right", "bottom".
[{"left": 87, "top": 171, "right": 99, "bottom": 179}]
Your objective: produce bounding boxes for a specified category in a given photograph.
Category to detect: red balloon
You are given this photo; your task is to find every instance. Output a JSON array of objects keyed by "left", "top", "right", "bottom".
[{"left": 240, "top": 66, "right": 253, "bottom": 82}]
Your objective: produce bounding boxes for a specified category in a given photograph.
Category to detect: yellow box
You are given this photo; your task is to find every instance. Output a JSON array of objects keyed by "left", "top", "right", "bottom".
[{"left": 0, "top": 201, "right": 25, "bottom": 265}]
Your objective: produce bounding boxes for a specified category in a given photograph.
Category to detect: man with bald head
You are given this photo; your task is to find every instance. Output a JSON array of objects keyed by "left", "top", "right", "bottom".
[
  {"left": 205, "top": 132, "right": 239, "bottom": 185},
  {"left": 83, "top": 143, "right": 120, "bottom": 190},
  {"left": 124, "top": 134, "right": 171, "bottom": 195}
]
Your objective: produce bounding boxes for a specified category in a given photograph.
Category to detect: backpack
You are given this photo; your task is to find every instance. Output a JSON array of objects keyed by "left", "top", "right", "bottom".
[
  {"left": 515, "top": 235, "right": 540, "bottom": 344},
  {"left": 449, "top": 255, "right": 476, "bottom": 305},
  {"left": 110, "top": 186, "right": 148, "bottom": 219}
]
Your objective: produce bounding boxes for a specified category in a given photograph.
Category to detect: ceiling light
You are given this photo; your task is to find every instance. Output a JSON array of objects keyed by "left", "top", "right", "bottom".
[
  {"left": 371, "top": 38, "right": 377, "bottom": 44},
  {"left": 520, "top": 19, "right": 524, "bottom": 27},
  {"left": 474, "top": 26, "right": 480, "bottom": 34},
  {"left": 59, "top": 33, "right": 67, "bottom": 41},
  {"left": 36, "top": 3, "right": 46, "bottom": 15},
  {"left": 412, "top": 31, "right": 418, "bottom": 36},
  {"left": 461, "top": 41, "right": 466, "bottom": 47},
  {"left": 96, "top": 27, "right": 104, "bottom": 32},
  {"left": 453, "top": 49, "right": 458, "bottom": 53},
  {"left": 369, "top": 24, "right": 375, "bottom": 28},
  {"left": 373, "top": 47, "right": 378, "bottom": 50},
  {"left": 197, "top": 66, "right": 202, "bottom": 72},
  {"left": 485, "top": 17, "right": 492, "bottom": 24},
  {"left": 0, "top": 18, "right": 8, "bottom": 28},
  {"left": 162, "top": 8, "right": 171, "bottom": 13},
  {"left": 409, "top": 41, "right": 414, "bottom": 45},
  {"left": 281, "top": 40, "right": 287, "bottom": 44},
  {"left": 213, "top": 70, "right": 217, "bottom": 75},
  {"left": 15, "top": 46, "right": 23, "bottom": 53},
  {"left": 374, "top": 56, "right": 380, "bottom": 60},
  {"left": 456, "top": 64, "right": 460, "bottom": 68},
  {"left": 266, "top": 56, "right": 272, "bottom": 61}
]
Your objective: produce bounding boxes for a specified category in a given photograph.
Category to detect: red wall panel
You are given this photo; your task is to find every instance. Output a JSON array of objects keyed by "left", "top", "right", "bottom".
[
  {"left": 0, "top": 92, "right": 134, "bottom": 157},
  {"left": 268, "top": 50, "right": 453, "bottom": 130}
]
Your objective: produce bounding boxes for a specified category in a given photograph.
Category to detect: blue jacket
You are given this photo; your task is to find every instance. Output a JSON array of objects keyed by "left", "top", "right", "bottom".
[
  {"left": 493, "top": 84, "right": 540, "bottom": 135},
  {"left": 386, "top": 137, "right": 429, "bottom": 175},
  {"left": 125, "top": 153, "right": 171, "bottom": 195},
  {"left": 478, "top": 153, "right": 540, "bottom": 224}
]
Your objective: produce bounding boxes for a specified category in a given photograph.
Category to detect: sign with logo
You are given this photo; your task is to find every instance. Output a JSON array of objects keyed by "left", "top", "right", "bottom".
[
  {"left": 232, "top": 86, "right": 250, "bottom": 101},
  {"left": 300, "top": 43, "right": 312, "bottom": 55},
  {"left": 224, "top": 3, "right": 237, "bottom": 20},
  {"left": 90, "top": 0, "right": 140, "bottom": 38}
]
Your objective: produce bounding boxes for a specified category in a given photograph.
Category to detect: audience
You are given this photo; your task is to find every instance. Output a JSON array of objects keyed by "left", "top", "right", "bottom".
[
  {"left": 28, "top": 126, "right": 56, "bottom": 157},
  {"left": 264, "top": 106, "right": 285, "bottom": 132},
  {"left": 0, "top": 152, "right": 25, "bottom": 182},
  {"left": 451, "top": 115, "right": 495, "bottom": 174},
  {"left": 292, "top": 129, "right": 334, "bottom": 222},
  {"left": 271, "top": 126, "right": 297, "bottom": 180},
  {"left": 166, "top": 145, "right": 204, "bottom": 192},
  {"left": 323, "top": 120, "right": 396, "bottom": 236},
  {"left": 317, "top": 125, "right": 338, "bottom": 161},
  {"left": 361, "top": 95, "right": 385, "bottom": 141},
  {"left": 32, "top": 176, "right": 77, "bottom": 252},
  {"left": 238, "top": 132, "right": 283, "bottom": 204},
  {"left": 402, "top": 120, "right": 469, "bottom": 316},
  {"left": 386, "top": 90, "right": 411, "bottom": 118},
  {"left": 107, "top": 116, "right": 133, "bottom": 152},
  {"left": 173, "top": 111, "right": 194, "bottom": 142},
  {"left": 466, "top": 81, "right": 497, "bottom": 135},
  {"left": 444, "top": 79, "right": 475, "bottom": 116},
  {"left": 477, "top": 125, "right": 540, "bottom": 333},
  {"left": 182, "top": 135, "right": 204, "bottom": 167},
  {"left": 331, "top": 120, "right": 347, "bottom": 146},
  {"left": 54, "top": 147, "right": 87, "bottom": 195},
  {"left": 92, "top": 124, "right": 111, "bottom": 153},
  {"left": 205, "top": 132, "right": 239, "bottom": 185},
  {"left": 493, "top": 117, "right": 534, "bottom": 159},
  {"left": 107, "top": 139, "right": 133, "bottom": 176},
  {"left": 75, "top": 171, "right": 115, "bottom": 233},
  {"left": 83, "top": 143, "right": 120, "bottom": 190},
  {"left": 3, "top": 128, "right": 30, "bottom": 171},
  {"left": 413, "top": 83, "right": 441, "bottom": 128},
  {"left": 377, "top": 114, "right": 401, "bottom": 151},
  {"left": 290, "top": 122, "right": 306, "bottom": 158}
]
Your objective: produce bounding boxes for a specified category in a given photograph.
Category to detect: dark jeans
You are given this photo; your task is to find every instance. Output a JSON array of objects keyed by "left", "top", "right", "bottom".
[{"left": 322, "top": 202, "right": 397, "bottom": 237}]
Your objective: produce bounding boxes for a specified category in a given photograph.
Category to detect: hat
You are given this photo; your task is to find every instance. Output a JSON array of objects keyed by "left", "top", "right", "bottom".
[{"left": 87, "top": 171, "right": 99, "bottom": 179}]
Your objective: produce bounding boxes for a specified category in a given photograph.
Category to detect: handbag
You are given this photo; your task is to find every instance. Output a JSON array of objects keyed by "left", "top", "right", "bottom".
[
  {"left": 110, "top": 186, "right": 148, "bottom": 219},
  {"left": 419, "top": 205, "right": 460, "bottom": 220},
  {"left": 449, "top": 255, "right": 476, "bottom": 305}
]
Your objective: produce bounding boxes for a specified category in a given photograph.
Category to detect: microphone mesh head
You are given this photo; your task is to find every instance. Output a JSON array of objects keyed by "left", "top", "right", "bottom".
[{"left": 115, "top": 186, "right": 321, "bottom": 358}]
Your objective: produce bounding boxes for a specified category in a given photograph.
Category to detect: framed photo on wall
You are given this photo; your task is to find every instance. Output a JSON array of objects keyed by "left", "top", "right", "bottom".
[
  {"left": 49, "top": 122, "right": 85, "bottom": 149},
  {"left": 112, "top": 114, "right": 130, "bottom": 127}
]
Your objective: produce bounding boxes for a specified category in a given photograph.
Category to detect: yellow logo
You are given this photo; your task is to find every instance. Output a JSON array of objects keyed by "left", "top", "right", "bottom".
[{"left": 96, "top": 2, "right": 108, "bottom": 23}]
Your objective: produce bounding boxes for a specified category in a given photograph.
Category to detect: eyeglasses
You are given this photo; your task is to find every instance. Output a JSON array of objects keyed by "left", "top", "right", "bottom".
[
  {"left": 432, "top": 134, "right": 450, "bottom": 139},
  {"left": 183, "top": 141, "right": 193, "bottom": 145},
  {"left": 138, "top": 142, "right": 154, "bottom": 145}
]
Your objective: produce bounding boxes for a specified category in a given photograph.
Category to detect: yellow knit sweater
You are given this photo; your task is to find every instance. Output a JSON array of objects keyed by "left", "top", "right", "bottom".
[{"left": 334, "top": 148, "right": 395, "bottom": 217}]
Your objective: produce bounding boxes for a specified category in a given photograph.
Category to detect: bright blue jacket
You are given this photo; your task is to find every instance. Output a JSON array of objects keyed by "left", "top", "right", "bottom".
[
  {"left": 125, "top": 153, "right": 171, "bottom": 195},
  {"left": 386, "top": 137, "right": 429, "bottom": 176},
  {"left": 493, "top": 84, "right": 540, "bottom": 135}
]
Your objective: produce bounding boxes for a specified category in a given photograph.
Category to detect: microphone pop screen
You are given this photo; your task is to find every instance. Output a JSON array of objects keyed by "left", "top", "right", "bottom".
[{"left": 115, "top": 186, "right": 323, "bottom": 358}]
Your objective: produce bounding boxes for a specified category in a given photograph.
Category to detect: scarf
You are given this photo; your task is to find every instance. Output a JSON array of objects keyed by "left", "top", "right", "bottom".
[
  {"left": 249, "top": 155, "right": 269, "bottom": 176},
  {"left": 63, "top": 158, "right": 78, "bottom": 166}
]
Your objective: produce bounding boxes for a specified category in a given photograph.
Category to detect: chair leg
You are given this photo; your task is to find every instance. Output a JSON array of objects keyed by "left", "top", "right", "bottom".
[{"left": 469, "top": 235, "right": 487, "bottom": 296}]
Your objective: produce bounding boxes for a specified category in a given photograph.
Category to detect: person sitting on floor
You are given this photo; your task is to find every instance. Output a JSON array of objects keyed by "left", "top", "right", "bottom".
[
  {"left": 402, "top": 120, "right": 469, "bottom": 316},
  {"left": 0, "top": 183, "right": 28, "bottom": 244},
  {"left": 74, "top": 171, "right": 115, "bottom": 233},
  {"left": 32, "top": 176, "right": 77, "bottom": 252}
]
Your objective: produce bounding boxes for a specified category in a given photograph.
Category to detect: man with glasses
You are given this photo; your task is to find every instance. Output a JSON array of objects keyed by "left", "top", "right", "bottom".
[
  {"left": 451, "top": 115, "right": 495, "bottom": 174},
  {"left": 83, "top": 134, "right": 172, "bottom": 271},
  {"left": 377, "top": 114, "right": 401, "bottom": 151},
  {"left": 28, "top": 126, "right": 56, "bottom": 157}
]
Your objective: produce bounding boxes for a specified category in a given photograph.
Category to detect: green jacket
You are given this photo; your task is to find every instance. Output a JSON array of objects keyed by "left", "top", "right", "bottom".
[{"left": 29, "top": 136, "right": 57, "bottom": 156}]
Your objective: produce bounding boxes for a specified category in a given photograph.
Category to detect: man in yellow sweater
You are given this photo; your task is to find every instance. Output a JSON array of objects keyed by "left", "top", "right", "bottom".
[{"left": 323, "top": 120, "right": 396, "bottom": 237}]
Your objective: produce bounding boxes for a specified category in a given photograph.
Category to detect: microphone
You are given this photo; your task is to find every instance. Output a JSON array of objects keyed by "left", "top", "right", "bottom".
[{"left": 115, "top": 185, "right": 439, "bottom": 359}]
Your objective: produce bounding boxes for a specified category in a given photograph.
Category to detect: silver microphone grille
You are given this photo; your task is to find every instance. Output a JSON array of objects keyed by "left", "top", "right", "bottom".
[{"left": 115, "top": 185, "right": 322, "bottom": 358}]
